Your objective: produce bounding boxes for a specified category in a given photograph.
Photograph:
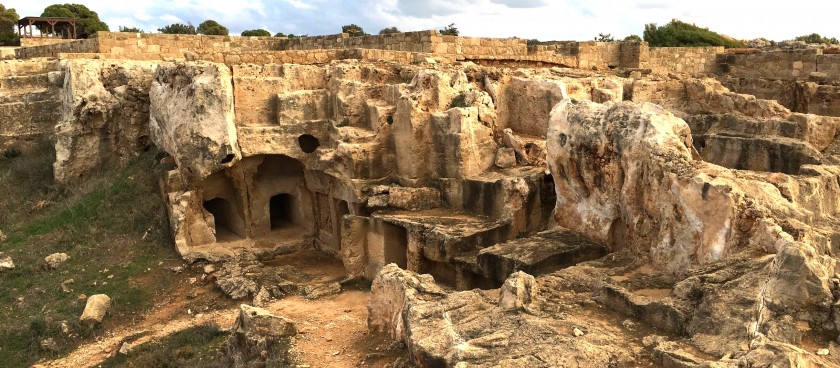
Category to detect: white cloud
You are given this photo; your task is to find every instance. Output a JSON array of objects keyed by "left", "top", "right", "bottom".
[{"left": 284, "top": 0, "right": 316, "bottom": 10}]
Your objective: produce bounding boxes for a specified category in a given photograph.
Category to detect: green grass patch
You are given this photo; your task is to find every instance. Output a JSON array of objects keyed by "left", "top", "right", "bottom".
[
  {"left": 0, "top": 148, "right": 180, "bottom": 367},
  {"left": 99, "top": 324, "right": 228, "bottom": 368}
]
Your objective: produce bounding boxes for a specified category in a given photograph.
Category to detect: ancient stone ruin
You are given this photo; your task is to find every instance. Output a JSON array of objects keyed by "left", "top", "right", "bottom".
[{"left": 3, "top": 30, "right": 840, "bottom": 367}]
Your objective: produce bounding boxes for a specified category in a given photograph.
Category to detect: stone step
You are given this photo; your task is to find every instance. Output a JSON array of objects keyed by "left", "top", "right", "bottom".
[
  {"left": 466, "top": 227, "right": 607, "bottom": 283},
  {"left": 0, "top": 99, "right": 62, "bottom": 137},
  {"left": 694, "top": 134, "right": 822, "bottom": 174},
  {"left": 0, "top": 89, "right": 58, "bottom": 104},
  {"left": 0, "top": 59, "right": 62, "bottom": 77},
  {"left": 0, "top": 71, "right": 63, "bottom": 92}
]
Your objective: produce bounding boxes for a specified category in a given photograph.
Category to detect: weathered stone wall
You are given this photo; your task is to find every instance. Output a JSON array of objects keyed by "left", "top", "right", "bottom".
[
  {"left": 96, "top": 32, "right": 285, "bottom": 55},
  {"left": 718, "top": 49, "right": 840, "bottom": 83},
  {"left": 10, "top": 30, "right": 755, "bottom": 79},
  {"left": 286, "top": 31, "right": 528, "bottom": 58},
  {"left": 20, "top": 38, "right": 72, "bottom": 47},
  {"left": 536, "top": 41, "right": 629, "bottom": 69},
  {"left": 14, "top": 38, "right": 97, "bottom": 59},
  {"left": 647, "top": 46, "right": 723, "bottom": 75},
  {"left": 0, "top": 59, "right": 63, "bottom": 148},
  {"left": 286, "top": 31, "right": 433, "bottom": 52}
]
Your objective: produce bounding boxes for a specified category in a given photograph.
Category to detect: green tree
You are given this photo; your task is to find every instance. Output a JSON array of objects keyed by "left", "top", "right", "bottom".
[
  {"left": 379, "top": 26, "right": 400, "bottom": 35},
  {"left": 157, "top": 23, "right": 196, "bottom": 35},
  {"left": 341, "top": 24, "right": 365, "bottom": 37},
  {"left": 440, "top": 23, "right": 459, "bottom": 36},
  {"left": 643, "top": 20, "right": 745, "bottom": 48},
  {"left": 118, "top": 26, "right": 143, "bottom": 33},
  {"left": 41, "top": 3, "right": 109, "bottom": 38},
  {"left": 595, "top": 33, "right": 614, "bottom": 42},
  {"left": 623, "top": 34, "right": 642, "bottom": 42},
  {"left": 794, "top": 33, "right": 839, "bottom": 45},
  {"left": 241, "top": 29, "right": 271, "bottom": 37},
  {"left": 0, "top": 5, "right": 19, "bottom": 46},
  {"left": 274, "top": 32, "right": 286, "bottom": 37},
  {"left": 197, "top": 19, "right": 228, "bottom": 36}
]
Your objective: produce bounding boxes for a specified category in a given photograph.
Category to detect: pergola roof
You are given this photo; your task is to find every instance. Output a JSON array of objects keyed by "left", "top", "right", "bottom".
[
  {"left": 17, "top": 17, "right": 77, "bottom": 26},
  {"left": 18, "top": 16, "right": 78, "bottom": 39}
]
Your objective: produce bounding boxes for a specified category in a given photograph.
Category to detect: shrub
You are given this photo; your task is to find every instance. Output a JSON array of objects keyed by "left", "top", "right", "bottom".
[
  {"left": 595, "top": 33, "right": 614, "bottom": 42},
  {"left": 643, "top": 20, "right": 745, "bottom": 48},
  {"left": 379, "top": 26, "right": 400, "bottom": 35},
  {"left": 440, "top": 23, "right": 459, "bottom": 36},
  {"left": 623, "top": 34, "right": 642, "bottom": 42},
  {"left": 341, "top": 24, "right": 365, "bottom": 37},
  {"left": 794, "top": 33, "right": 839, "bottom": 45},
  {"left": 118, "top": 26, "right": 143, "bottom": 33},
  {"left": 241, "top": 29, "right": 271, "bottom": 37},
  {"left": 157, "top": 23, "right": 195, "bottom": 35},
  {"left": 197, "top": 20, "right": 228, "bottom": 36}
]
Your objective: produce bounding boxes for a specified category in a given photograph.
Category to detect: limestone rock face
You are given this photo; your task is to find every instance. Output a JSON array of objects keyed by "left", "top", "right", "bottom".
[
  {"left": 79, "top": 294, "right": 111, "bottom": 325},
  {"left": 54, "top": 60, "right": 159, "bottom": 181},
  {"left": 368, "top": 264, "right": 640, "bottom": 367},
  {"left": 387, "top": 187, "right": 441, "bottom": 211},
  {"left": 150, "top": 62, "right": 240, "bottom": 186},
  {"left": 630, "top": 77, "right": 840, "bottom": 173},
  {"left": 547, "top": 99, "right": 838, "bottom": 274}
]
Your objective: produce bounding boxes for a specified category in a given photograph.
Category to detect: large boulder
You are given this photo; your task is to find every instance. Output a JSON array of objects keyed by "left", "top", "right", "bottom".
[
  {"left": 79, "top": 294, "right": 111, "bottom": 325},
  {"left": 222, "top": 304, "right": 296, "bottom": 367},
  {"left": 150, "top": 62, "right": 240, "bottom": 187}
]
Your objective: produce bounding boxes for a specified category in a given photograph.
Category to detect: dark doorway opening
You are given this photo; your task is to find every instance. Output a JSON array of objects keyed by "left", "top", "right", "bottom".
[
  {"left": 298, "top": 134, "right": 320, "bottom": 153},
  {"left": 270, "top": 193, "right": 295, "bottom": 230},
  {"left": 383, "top": 222, "right": 408, "bottom": 269},
  {"left": 203, "top": 197, "right": 244, "bottom": 240}
]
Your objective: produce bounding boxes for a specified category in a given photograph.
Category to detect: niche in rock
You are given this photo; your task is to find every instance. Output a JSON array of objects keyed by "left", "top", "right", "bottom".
[
  {"left": 382, "top": 222, "right": 408, "bottom": 269},
  {"left": 203, "top": 197, "right": 245, "bottom": 241},
  {"left": 270, "top": 193, "right": 298, "bottom": 230}
]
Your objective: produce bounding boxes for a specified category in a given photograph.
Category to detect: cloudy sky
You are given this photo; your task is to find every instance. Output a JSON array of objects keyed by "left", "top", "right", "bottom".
[{"left": 7, "top": 0, "right": 837, "bottom": 41}]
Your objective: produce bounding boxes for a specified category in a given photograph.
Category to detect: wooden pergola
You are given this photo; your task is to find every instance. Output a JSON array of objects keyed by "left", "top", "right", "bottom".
[{"left": 17, "top": 17, "right": 78, "bottom": 39}]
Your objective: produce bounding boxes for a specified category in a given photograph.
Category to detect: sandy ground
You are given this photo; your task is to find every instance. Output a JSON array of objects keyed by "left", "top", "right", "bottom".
[{"left": 34, "top": 250, "right": 401, "bottom": 368}]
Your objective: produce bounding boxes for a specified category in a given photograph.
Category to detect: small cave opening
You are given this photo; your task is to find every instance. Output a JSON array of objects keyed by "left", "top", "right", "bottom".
[
  {"left": 298, "top": 134, "right": 320, "bottom": 153},
  {"left": 220, "top": 154, "right": 235, "bottom": 164},
  {"left": 270, "top": 193, "right": 297, "bottom": 230},
  {"left": 203, "top": 197, "right": 245, "bottom": 241}
]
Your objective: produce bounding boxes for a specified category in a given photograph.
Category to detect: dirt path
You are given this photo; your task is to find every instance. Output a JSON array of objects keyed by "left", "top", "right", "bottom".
[
  {"left": 34, "top": 282, "right": 398, "bottom": 367},
  {"left": 33, "top": 308, "right": 239, "bottom": 368},
  {"left": 34, "top": 249, "right": 401, "bottom": 367},
  {"left": 267, "top": 291, "right": 399, "bottom": 368}
]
